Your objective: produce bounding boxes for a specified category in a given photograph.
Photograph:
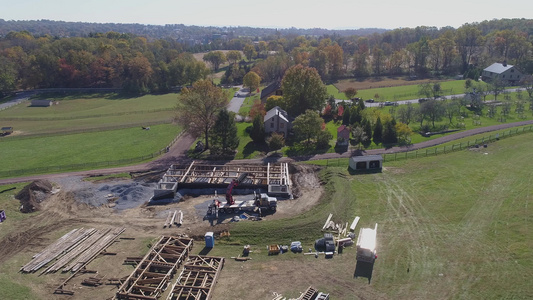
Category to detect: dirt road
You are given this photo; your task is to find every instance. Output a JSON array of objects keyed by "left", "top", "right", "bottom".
[{"left": 1, "top": 120, "right": 532, "bottom": 185}]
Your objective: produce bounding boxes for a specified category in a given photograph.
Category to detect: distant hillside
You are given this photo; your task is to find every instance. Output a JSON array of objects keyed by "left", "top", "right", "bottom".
[{"left": 0, "top": 19, "right": 388, "bottom": 39}]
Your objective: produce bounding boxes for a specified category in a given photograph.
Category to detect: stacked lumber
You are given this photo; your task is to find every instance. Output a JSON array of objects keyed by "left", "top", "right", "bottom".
[
  {"left": 21, "top": 228, "right": 96, "bottom": 273},
  {"left": 64, "top": 227, "right": 125, "bottom": 272}
]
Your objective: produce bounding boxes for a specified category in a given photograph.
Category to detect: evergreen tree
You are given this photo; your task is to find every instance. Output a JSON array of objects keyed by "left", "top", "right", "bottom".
[
  {"left": 383, "top": 119, "right": 398, "bottom": 144},
  {"left": 210, "top": 109, "right": 239, "bottom": 153},
  {"left": 362, "top": 118, "right": 373, "bottom": 148},
  {"left": 373, "top": 116, "right": 383, "bottom": 145},
  {"left": 349, "top": 106, "right": 362, "bottom": 125},
  {"left": 342, "top": 106, "right": 351, "bottom": 125},
  {"left": 250, "top": 114, "right": 265, "bottom": 144}
]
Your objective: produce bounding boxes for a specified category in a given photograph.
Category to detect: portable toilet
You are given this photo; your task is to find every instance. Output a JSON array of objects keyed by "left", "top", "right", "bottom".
[
  {"left": 205, "top": 232, "right": 214, "bottom": 248},
  {"left": 0, "top": 210, "right": 6, "bottom": 223}
]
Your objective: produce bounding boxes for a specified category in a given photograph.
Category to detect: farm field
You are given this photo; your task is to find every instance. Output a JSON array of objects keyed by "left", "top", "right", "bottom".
[
  {"left": 0, "top": 92, "right": 184, "bottom": 176},
  {"left": 0, "top": 133, "right": 531, "bottom": 299},
  {"left": 0, "top": 93, "right": 179, "bottom": 135},
  {"left": 330, "top": 79, "right": 486, "bottom": 101}
]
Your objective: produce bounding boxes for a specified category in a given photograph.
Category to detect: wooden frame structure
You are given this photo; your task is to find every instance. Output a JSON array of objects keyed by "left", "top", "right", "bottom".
[
  {"left": 116, "top": 236, "right": 193, "bottom": 300},
  {"left": 167, "top": 255, "right": 224, "bottom": 300},
  {"left": 153, "top": 162, "right": 292, "bottom": 200}
]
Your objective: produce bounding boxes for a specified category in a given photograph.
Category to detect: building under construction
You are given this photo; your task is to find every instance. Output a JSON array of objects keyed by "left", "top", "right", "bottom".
[{"left": 153, "top": 162, "right": 291, "bottom": 200}]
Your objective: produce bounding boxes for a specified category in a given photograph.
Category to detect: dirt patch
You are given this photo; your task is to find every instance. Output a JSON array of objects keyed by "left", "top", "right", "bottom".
[{"left": 15, "top": 180, "right": 54, "bottom": 213}]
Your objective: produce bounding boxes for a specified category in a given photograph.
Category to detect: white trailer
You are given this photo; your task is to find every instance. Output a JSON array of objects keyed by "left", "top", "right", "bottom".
[{"left": 356, "top": 223, "right": 378, "bottom": 263}]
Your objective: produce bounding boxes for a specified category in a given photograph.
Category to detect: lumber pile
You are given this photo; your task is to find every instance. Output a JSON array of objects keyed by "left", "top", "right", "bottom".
[
  {"left": 164, "top": 210, "right": 183, "bottom": 228},
  {"left": 21, "top": 227, "right": 125, "bottom": 274},
  {"left": 21, "top": 228, "right": 96, "bottom": 273}
]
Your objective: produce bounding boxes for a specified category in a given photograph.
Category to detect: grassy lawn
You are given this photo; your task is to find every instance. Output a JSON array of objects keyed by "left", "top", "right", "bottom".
[
  {"left": 0, "top": 93, "right": 179, "bottom": 135},
  {"left": 228, "top": 133, "right": 533, "bottom": 299},
  {"left": 234, "top": 122, "right": 266, "bottom": 159},
  {"left": 328, "top": 80, "right": 488, "bottom": 102},
  {"left": 0, "top": 124, "right": 180, "bottom": 174}
]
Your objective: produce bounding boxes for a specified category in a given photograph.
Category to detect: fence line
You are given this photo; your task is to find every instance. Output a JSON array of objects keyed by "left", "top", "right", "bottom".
[
  {"left": 382, "top": 125, "right": 533, "bottom": 162},
  {"left": 319, "top": 125, "right": 533, "bottom": 167},
  {"left": 0, "top": 131, "right": 184, "bottom": 178}
]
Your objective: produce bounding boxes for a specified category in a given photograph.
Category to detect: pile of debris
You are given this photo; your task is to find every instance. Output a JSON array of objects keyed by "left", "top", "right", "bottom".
[{"left": 15, "top": 180, "right": 55, "bottom": 213}]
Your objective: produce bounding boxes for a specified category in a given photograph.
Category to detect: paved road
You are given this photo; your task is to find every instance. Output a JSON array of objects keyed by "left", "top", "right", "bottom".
[
  {"left": 227, "top": 86, "right": 247, "bottom": 113},
  {"left": 0, "top": 91, "right": 35, "bottom": 111},
  {"left": 1, "top": 120, "right": 532, "bottom": 186}
]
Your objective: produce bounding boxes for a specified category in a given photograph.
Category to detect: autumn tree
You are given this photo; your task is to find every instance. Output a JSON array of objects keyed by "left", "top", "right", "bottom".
[
  {"left": 455, "top": 24, "right": 483, "bottom": 73},
  {"left": 203, "top": 51, "right": 226, "bottom": 72},
  {"left": 243, "top": 71, "right": 261, "bottom": 95},
  {"left": 395, "top": 122, "right": 413, "bottom": 145},
  {"left": 249, "top": 100, "right": 266, "bottom": 119},
  {"left": 243, "top": 44, "right": 257, "bottom": 61},
  {"left": 344, "top": 87, "right": 358, "bottom": 100},
  {"left": 175, "top": 80, "right": 229, "bottom": 150},
  {"left": 265, "top": 95, "right": 286, "bottom": 111},
  {"left": 282, "top": 65, "right": 327, "bottom": 116},
  {"left": 210, "top": 109, "right": 239, "bottom": 154},
  {"left": 292, "top": 109, "right": 323, "bottom": 144},
  {"left": 226, "top": 50, "right": 242, "bottom": 64}
]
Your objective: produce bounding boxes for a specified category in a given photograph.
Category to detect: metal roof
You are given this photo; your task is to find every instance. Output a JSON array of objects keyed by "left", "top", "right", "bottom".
[
  {"left": 264, "top": 106, "right": 289, "bottom": 123},
  {"left": 484, "top": 63, "right": 514, "bottom": 74},
  {"left": 350, "top": 155, "right": 383, "bottom": 162}
]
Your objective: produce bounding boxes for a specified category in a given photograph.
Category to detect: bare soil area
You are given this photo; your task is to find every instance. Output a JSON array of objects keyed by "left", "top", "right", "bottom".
[{"left": 0, "top": 164, "right": 331, "bottom": 300}]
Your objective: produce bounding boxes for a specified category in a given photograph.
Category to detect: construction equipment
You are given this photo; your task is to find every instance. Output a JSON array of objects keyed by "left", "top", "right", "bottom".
[
  {"left": 356, "top": 223, "right": 378, "bottom": 263},
  {"left": 208, "top": 191, "right": 277, "bottom": 216},
  {"left": 226, "top": 172, "right": 248, "bottom": 205}
]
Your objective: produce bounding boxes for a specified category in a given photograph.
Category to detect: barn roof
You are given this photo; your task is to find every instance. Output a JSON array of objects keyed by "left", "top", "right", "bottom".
[
  {"left": 350, "top": 155, "right": 383, "bottom": 162},
  {"left": 484, "top": 63, "right": 514, "bottom": 74}
]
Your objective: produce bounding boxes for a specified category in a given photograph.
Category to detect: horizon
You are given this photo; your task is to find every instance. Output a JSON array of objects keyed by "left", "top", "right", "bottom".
[{"left": 1, "top": 0, "right": 532, "bottom": 31}]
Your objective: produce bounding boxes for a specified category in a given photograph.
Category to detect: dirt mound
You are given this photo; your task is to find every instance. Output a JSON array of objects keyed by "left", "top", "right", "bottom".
[
  {"left": 290, "top": 164, "right": 322, "bottom": 198},
  {"left": 15, "top": 180, "right": 53, "bottom": 213}
]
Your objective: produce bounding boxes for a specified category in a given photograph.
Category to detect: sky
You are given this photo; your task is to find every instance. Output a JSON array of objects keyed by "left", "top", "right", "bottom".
[{"left": 1, "top": 0, "right": 532, "bottom": 30}]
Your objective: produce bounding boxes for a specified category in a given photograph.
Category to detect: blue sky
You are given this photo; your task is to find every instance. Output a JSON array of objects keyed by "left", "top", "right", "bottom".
[{"left": 1, "top": 0, "right": 532, "bottom": 29}]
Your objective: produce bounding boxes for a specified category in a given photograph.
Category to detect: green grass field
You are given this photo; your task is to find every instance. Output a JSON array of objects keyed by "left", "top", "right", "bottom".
[
  {"left": 0, "top": 124, "right": 180, "bottom": 174},
  {"left": 227, "top": 132, "right": 533, "bottom": 299},
  {"left": 328, "top": 80, "right": 486, "bottom": 101}
]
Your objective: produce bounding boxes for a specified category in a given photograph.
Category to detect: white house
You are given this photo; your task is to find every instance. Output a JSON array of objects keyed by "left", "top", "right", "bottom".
[
  {"left": 481, "top": 62, "right": 523, "bottom": 85},
  {"left": 264, "top": 106, "right": 291, "bottom": 136}
]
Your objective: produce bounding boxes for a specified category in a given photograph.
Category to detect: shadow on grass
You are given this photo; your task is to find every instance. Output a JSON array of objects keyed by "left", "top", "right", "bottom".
[
  {"left": 241, "top": 141, "right": 267, "bottom": 159},
  {"left": 285, "top": 142, "right": 330, "bottom": 157},
  {"left": 198, "top": 247, "right": 212, "bottom": 256}
]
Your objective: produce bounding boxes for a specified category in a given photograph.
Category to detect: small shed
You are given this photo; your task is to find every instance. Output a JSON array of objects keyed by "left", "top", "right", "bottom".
[
  {"left": 336, "top": 125, "right": 350, "bottom": 146},
  {"left": 0, "top": 210, "right": 6, "bottom": 222},
  {"left": 349, "top": 155, "right": 383, "bottom": 172},
  {"left": 31, "top": 99, "right": 53, "bottom": 107}
]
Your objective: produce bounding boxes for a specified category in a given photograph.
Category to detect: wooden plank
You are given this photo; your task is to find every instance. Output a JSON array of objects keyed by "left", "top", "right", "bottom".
[
  {"left": 322, "top": 213, "right": 333, "bottom": 230},
  {"left": 179, "top": 161, "right": 195, "bottom": 183},
  {"left": 350, "top": 216, "right": 360, "bottom": 232}
]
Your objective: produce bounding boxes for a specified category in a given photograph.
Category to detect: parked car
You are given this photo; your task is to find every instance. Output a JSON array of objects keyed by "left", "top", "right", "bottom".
[
  {"left": 365, "top": 99, "right": 375, "bottom": 103},
  {"left": 418, "top": 98, "right": 429, "bottom": 103},
  {"left": 384, "top": 101, "right": 394, "bottom": 106}
]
